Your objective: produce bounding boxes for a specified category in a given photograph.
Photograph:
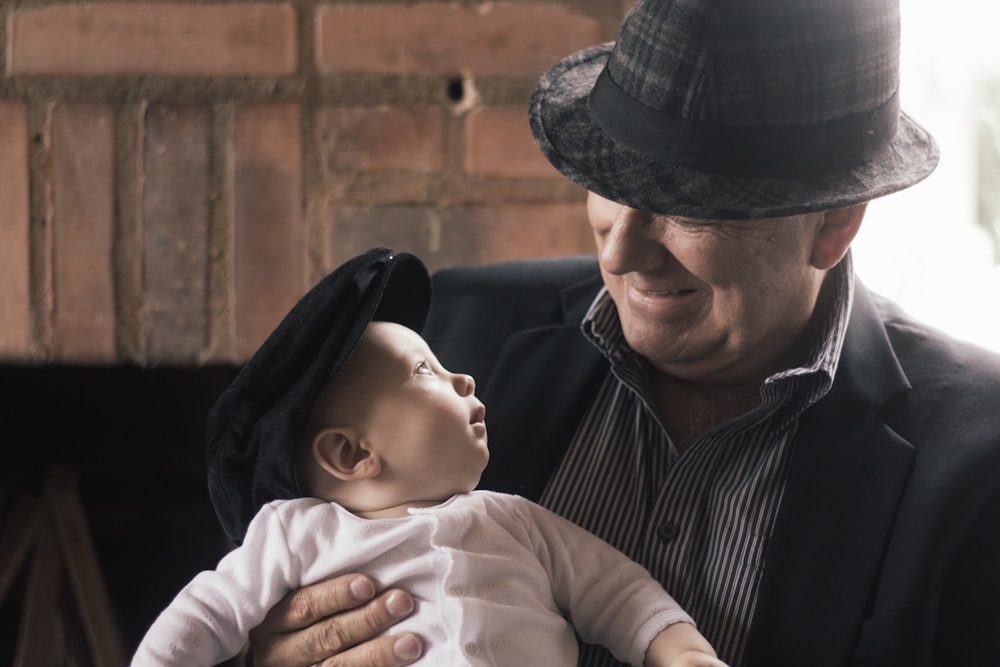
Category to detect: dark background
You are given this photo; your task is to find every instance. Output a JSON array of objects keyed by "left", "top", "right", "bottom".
[{"left": 0, "top": 364, "right": 240, "bottom": 662}]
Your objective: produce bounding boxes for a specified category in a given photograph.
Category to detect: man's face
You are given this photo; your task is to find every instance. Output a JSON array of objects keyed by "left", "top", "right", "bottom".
[{"left": 588, "top": 192, "right": 830, "bottom": 385}]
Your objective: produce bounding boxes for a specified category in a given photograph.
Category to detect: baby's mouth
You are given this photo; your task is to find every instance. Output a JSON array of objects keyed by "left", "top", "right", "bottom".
[{"left": 470, "top": 405, "right": 486, "bottom": 425}]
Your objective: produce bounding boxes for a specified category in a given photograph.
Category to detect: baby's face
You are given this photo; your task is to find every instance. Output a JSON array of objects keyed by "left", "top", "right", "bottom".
[{"left": 350, "top": 321, "right": 489, "bottom": 500}]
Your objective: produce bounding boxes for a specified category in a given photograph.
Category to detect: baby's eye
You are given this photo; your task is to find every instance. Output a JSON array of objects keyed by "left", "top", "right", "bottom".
[{"left": 415, "top": 361, "right": 434, "bottom": 376}]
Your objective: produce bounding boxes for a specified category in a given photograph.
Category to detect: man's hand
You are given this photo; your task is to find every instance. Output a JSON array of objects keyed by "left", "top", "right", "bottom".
[{"left": 248, "top": 574, "right": 423, "bottom": 667}]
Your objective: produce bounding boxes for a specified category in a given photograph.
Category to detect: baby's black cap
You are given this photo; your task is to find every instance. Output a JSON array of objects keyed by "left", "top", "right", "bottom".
[{"left": 206, "top": 248, "right": 430, "bottom": 543}]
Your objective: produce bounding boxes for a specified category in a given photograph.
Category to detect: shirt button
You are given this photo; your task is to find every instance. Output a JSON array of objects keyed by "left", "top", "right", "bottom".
[
  {"left": 450, "top": 584, "right": 465, "bottom": 596},
  {"left": 657, "top": 520, "right": 679, "bottom": 543},
  {"left": 465, "top": 642, "right": 480, "bottom": 656}
]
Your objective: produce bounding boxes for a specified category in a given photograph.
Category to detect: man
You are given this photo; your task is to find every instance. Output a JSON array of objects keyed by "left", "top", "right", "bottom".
[{"left": 244, "top": 0, "right": 1000, "bottom": 664}]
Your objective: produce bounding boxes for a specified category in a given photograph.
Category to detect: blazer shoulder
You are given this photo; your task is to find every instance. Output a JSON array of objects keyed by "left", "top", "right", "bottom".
[
  {"left": 866, "top": 293, "right": 1000, "bottom": 485},
  {"left": 874, "top": 292, "right": 1000, "bottom": 392}
]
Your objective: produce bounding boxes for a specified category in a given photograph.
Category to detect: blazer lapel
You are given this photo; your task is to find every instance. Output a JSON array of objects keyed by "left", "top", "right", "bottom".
[
  {"left": 748, "top": 284, "right": 917, "bottom": 666},
  {"left": 478, "top": 276, "right": 608, "bottom": 501}
]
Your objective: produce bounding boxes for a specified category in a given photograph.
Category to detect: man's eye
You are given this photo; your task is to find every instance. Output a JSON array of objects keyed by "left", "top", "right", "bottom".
[
  {"left": 415, "top": 361, "right": 434, "bottom": 376},
  {"left": 673, "top": 217, "right": 713, "bottom": 229}
]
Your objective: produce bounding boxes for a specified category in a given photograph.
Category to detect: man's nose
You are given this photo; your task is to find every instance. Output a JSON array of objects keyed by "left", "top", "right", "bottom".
[{"left": 598, "top": 207, "right": 665, "bottom": 275}]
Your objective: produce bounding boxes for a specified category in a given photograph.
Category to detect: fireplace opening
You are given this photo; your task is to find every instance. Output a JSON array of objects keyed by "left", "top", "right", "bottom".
[{"left": 0, "top": 364, "right": 242, "bottom": 663}]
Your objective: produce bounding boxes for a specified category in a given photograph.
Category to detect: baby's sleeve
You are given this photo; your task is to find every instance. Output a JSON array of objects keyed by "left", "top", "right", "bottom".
[
  {"left": 518, "top": 498, "right": 694, "bottom": 666},
  {"left": 129, "top": 500, "right": 306, "bottom": 666}
]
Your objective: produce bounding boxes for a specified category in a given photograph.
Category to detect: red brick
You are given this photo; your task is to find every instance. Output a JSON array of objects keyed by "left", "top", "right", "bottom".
[
  {"left": 465, "top": 106, "right": 562, "bottom": 179},
  {"left": 235, "top": 103, "right": 304, "bottom": 360},
  {"left": 316, "top": 106, "right": 445, "bottom": 173},
  {"left": 9, "top": 3, "right": 296, "bottom": 76},
  {"left": 50, "top": 103, "right": 117, "bottom": 362},
  {"left": 143, "top": 104, "right": 211, "bottom": 363},
  {"left": 458, "top": 203, "right": 595, "bottom": 263},
  {"left": 0, "top": 101, "right": 31, "bottom": 359},
  {"left": 327, "top": 203, "right": 594, "bottom": 275},
  {"left": 316, "top": 4, "right": 602, "bottom": 76}
]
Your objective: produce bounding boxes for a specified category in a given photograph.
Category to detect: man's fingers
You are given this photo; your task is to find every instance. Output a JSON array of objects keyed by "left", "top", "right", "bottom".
[
  {"left": 318, "top": 632, "right": 423, "bottom": 667},
  {"left": 250, "top": 581, "right": 418, "bottom": 667},
  {"left": 298, "top": 590, "right": 414, "bottom": 657},
  {"left": 257, "top": 574, "right": 378, "bottom": 634}
]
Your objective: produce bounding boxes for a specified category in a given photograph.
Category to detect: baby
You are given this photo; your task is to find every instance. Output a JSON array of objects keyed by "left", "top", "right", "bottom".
[{"left": 131, "top": 248, "right": 726, "bottom": 667}]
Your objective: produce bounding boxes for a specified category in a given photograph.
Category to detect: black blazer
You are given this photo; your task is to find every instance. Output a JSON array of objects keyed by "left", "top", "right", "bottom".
[{"left": 423, "top": 255, "right": 1000, "bottom": 667}]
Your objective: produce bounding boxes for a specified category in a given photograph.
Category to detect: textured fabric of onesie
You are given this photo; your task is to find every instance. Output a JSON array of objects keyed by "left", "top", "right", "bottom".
[{"left": 132, "top": 491, "right": 693, "bottom": 666}]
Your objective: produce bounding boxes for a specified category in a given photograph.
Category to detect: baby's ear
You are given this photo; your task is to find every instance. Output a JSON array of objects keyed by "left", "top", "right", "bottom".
[{"left": 311, "top": 428, "right": 381, "bottom": 481}]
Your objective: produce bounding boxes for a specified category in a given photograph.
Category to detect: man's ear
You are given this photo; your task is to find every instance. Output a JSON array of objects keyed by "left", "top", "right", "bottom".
[
  {"left": 310, "top": 428, "right": 381, "bottom": 482},
  {"left": 810, "top": 203, "right": 867, "bottom": 270}
]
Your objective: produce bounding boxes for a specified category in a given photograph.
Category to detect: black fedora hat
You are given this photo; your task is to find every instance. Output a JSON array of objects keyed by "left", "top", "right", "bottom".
[
  {"left": 206, "top": 248, "right": 431, "bottom": 543},
  {"left": 530, "top": 0, "right": 940, "bottom": 219}
]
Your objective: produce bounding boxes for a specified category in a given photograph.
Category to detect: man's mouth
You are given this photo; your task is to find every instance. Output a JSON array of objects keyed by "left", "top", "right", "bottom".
[
  {"left": 625, "top": 283, "right": 701, "bottom": 317},
  {"left": 644, "top": 288, "right": 695, "bottom": 296},
  {"left": 632, "top": 284, "right": 697, "bottom": 298}
]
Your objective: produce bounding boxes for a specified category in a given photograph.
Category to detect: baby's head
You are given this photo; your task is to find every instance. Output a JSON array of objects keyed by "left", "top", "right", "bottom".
[
  {"left": 207, "top": 249, "right": 442, "bottom": 542},
  {"left": 299, "top": 320, "right": 489, "bottom": 517}
]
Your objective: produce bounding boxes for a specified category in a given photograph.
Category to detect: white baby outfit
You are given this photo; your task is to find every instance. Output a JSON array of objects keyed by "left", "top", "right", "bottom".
[{"left": 131, "top": 490, "right": 692, "bottom": 666}]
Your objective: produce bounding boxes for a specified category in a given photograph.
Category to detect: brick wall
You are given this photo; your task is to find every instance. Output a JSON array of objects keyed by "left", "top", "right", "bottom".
[{"left": 0, "top": 1, "right": 629, "bottom": 366}]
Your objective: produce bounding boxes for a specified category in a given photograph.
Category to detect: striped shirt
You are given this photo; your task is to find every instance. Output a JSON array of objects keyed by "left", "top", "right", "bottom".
[{"left": 539, "top": 256, "right": 855, "bottom": 666}]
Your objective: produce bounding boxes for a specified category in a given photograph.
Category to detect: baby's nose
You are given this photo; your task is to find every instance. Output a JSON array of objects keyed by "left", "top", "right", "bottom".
[{"left": 454, "top": 373, "right": 475, "bottom": 395}]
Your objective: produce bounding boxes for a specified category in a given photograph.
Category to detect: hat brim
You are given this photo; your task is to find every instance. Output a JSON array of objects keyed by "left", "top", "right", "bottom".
[{"left": 530, "top": 44, "right": 940, "bottom": 219}]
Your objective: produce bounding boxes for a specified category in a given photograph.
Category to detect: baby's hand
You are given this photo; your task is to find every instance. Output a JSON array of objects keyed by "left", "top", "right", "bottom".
[
  {"left": 667, "top": 649, "right": 730, "bottom": 667},
  {"left": 644, "top": 622, "right": 729, "bottom": 667}
]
